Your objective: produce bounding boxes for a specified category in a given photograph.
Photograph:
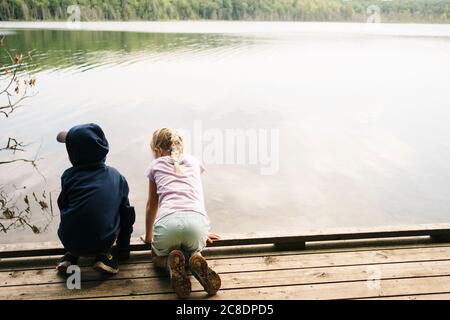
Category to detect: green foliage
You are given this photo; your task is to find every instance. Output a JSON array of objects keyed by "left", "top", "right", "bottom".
[{"left": 0, "top": 0, "right": 449, "bottom": 23}]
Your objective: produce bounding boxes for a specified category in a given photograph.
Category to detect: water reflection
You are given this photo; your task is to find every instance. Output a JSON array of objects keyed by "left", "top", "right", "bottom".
[
  {"left": 1, "top": 23, "right": 450, "bottom": 244},
  {"left": 0, "top": 29, "right": 246, "bottom": 73}
]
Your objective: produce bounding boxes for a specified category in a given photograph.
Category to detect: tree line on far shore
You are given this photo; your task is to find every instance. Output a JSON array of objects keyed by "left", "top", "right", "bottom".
[{"left": 0, "top": 0, "right": 449, "bottom": 23}]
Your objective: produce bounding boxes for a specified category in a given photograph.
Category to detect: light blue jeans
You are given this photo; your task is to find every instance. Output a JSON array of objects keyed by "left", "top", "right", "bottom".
[{"left": 152, "top": 211, "right": 210, "bottom": 257}]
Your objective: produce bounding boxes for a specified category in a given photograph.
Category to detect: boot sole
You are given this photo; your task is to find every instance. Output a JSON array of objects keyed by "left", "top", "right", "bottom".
[
  {"left": 168, "top": 250, "right": 191, "bottom": 299},
  {"left": 189, "top": 254, "right": 221, "bottom": 296}
]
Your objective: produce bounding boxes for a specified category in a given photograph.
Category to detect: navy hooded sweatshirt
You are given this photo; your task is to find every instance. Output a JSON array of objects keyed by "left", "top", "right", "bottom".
[{"left": 57, "top": 123, "right": 136, "bottom": 255}]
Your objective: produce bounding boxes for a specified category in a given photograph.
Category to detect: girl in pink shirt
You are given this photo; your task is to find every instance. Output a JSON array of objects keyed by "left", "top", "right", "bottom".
[{"left": 142, "top": 128, "right": 221, "bottom": 299}]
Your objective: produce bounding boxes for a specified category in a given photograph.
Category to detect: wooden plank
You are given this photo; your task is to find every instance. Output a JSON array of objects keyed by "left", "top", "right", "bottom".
[
  {"left": 1, "top": 237, "right": 436, "bottom": 267},
  {"left": 0, "top": 262, "right": 160, "bottom": 287},
  {"left": 94, "top": 275, "right": 450, "bottom": 300},
  {"left": 365, "top": 293, "right": 450, "bottom": 300},
  {"left": 0, "top": 239, "right": 151, "bottom": 259},
  {"left": 0, "top": 252, "right": 153, "bottom": 272},
  {"left": 2, "top": 223, "right": 450, "bottom": 259},
  {"left": 0, "top": 247, "right": 450, "bottom": 286},
  {"left": 201, "top": 275, "right": 450, "bottom": 300},
  {"left": 3, "top": 240, "right": 450, "bottom": 274},
  {"left": 203, "top": 235, "right": 433, "bottom": 260},
  {"left": 4, "top": 257, "right": 450, "bottom": 300},
  {"left": 4, "top": 245, "right": 450, "bottom": 288},
  {"left": 212, "top": 223, "right": 450, "bottom": 246}
]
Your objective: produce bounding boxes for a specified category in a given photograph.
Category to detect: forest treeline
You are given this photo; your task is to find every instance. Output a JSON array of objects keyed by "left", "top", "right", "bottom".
[{"left": 0, "top": 0, "right": 449, "bottom": 23}]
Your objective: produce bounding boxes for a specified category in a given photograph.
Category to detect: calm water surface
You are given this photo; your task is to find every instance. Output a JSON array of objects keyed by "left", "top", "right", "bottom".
[{"left": 1, "top": 22, "right": 450, "bottom": 244}]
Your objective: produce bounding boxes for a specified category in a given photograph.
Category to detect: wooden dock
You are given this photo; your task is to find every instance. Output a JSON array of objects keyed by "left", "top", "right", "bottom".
[{"left": 2, "top": 223, "right": 450, "bottom": 300}]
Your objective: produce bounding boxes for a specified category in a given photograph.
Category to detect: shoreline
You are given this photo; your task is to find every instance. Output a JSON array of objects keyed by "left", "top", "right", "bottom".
[{"left": 1, "top": 21, "right": 450, "bottom": 37}]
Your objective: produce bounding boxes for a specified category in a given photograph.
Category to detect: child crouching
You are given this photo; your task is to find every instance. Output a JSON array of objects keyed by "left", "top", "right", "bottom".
[
  {"left": 142, "top": 128, "right": 221, "bottom": 299},
  {"left": 56, "top": 123, "right": 136, "bottom": 275}
]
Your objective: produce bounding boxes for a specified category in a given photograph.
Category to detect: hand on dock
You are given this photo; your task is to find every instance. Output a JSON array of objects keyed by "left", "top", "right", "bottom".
[
  {"left": 207, "top": 233, "right": 221, "bottom": 244},
  {"left": 140, "top": 234, "right": 152, "bottom": 244}
]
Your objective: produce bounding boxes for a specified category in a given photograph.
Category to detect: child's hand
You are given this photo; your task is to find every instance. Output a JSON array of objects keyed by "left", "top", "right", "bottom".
[
  {"left": 140, "top": 234, "right": 152, "bottom": 244},
  {"left": 207, "top": 232, "right": 221, "bottom": 244}
]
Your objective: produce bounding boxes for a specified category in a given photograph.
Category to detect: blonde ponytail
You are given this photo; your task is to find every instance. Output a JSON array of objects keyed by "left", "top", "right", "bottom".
[
  {"left": 170, "top": 133, "right": 184, "bottom": 175},
  {"left": 151, "top": 128, "right": 184, "bottom": 175}
]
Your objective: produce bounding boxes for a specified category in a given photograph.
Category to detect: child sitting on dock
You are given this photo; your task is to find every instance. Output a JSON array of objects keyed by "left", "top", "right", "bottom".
[
  {"left": 56, "top": 123, "right": 136, "bottom": 275},
  {"left": 141, "top": 128, "right": 221, "bottom": 299}
]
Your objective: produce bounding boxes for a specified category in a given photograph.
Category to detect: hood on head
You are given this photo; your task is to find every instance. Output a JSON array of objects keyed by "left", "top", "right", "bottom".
[{"left": 66, "top": 123, "right": 109, "bottom": 166}]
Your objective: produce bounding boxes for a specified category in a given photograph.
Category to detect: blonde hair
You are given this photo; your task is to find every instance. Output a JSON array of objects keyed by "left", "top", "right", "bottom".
[{"left": 150, "top": 128, "right": 184, "bottom": 175}]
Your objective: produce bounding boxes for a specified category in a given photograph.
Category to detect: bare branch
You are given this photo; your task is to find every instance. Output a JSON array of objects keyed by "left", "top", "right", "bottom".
[
  {"left": 0, "top": 38, "right": 50, "bottom": 235},
  {"left": 0, "top": 158, "right": 37, "bottom": 165}
]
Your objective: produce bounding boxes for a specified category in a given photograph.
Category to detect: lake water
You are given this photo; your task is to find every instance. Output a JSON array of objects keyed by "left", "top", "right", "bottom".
[{"left": 1, "top": 21, "right": 450, "bottom": 244}]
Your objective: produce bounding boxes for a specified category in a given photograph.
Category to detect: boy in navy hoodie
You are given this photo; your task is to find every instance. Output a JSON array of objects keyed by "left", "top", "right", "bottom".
[{"left": 56, "top": 123, "right": 136, "bottom": 275}]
